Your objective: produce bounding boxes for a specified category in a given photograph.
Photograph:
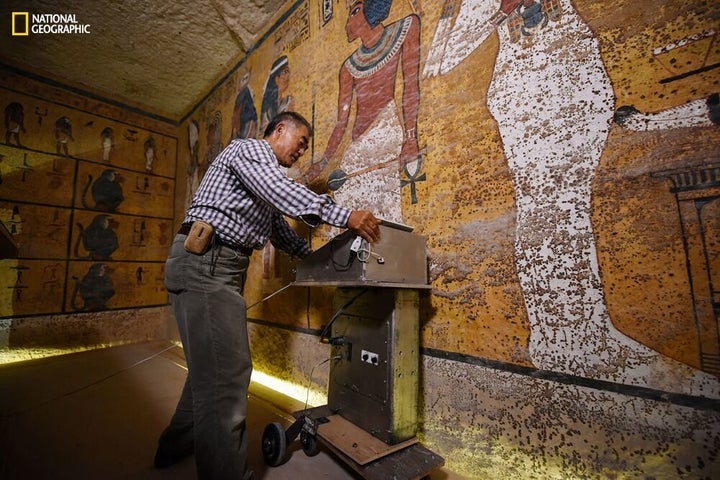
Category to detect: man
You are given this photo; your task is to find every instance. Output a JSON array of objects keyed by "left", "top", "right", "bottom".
[{"left": 154, "top": 111, "right": 380, "bottom": 479}]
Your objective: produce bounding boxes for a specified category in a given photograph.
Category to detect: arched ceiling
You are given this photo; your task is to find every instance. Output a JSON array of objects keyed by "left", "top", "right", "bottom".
[{"left": 0, "top": 0, "right": 288, "bottom": 122}]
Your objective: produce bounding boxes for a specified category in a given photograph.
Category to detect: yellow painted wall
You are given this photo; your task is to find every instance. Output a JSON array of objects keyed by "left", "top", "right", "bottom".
[
  {"left": 181, "top": 0, "right": 719, "bottom": 379},
  {"left": 178, "top": 1, "right": 720, "bottom": 477},
  {"left": 0, "top": 70, "right": 177, "bottom": 359},
  {"left": 1, "top": 0, "right": 718, "bottom": 477}
]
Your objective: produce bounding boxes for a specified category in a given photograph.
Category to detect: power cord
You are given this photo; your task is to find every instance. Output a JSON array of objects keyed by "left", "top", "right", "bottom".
[
  {"left": 329, "top": 236, "right": 355, "bottom": 271},
  {"left": 301, "top": 355, "right": 341, "bottom": 414},
  {"left": 1, "top": 342, "right": 178, "bottom": 418},
  {"left": 319, "top": 288, "right": 368, "bottom": 343}
]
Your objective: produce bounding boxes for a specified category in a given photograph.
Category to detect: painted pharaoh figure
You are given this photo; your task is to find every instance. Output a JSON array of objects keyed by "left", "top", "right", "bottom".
[
  {"left": 203, "top": 111, "right": 222, "bottom": 178},
  {"left": 54, "top": 116, "right": 73, "bottom": 155},
  {"left": 423, "top": 0, "right": 718, "bottom": 396},
  {"left": 4, "top": 102, "right": 26, "bottom": 146},
  {"left": 260, "top": 56, "right": 296, "bottom": 282},
  {"left": 186, "top": 119, "right": 201, "bottom": 209},
  {"left": 101, "top": 127, "right": 114, "bottom": 163},
  {"left": 144, "top": 137, "right": 157, "bottom": 172},
  {"left": 260, "top": 56, "right": 293, "bottom": 137},
  {"left": 230, "top": 67, "right": 258, "bottom": 141},
  {"left": 305, "top": 0, "right": 422, "bottom": 225}
]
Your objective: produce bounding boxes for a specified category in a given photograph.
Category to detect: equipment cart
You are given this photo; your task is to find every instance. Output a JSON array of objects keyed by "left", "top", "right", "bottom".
[{"left": 261, "top": 222, "right": 444, "bottom": 479}]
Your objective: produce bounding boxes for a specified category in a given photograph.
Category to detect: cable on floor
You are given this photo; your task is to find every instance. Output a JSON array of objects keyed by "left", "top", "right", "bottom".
[{"left": 1, "top": 342, "right": 179, "bottom": 418}]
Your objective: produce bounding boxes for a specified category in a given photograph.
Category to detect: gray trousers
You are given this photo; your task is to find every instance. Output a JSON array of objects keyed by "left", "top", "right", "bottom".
[{"left": 160, "top": 234, "right": 252, "bottom": 479}]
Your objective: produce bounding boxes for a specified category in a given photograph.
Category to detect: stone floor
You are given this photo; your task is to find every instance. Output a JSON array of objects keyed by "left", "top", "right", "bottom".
[{"left": 0, "top": 340, "right": 463, "bottom": 480}]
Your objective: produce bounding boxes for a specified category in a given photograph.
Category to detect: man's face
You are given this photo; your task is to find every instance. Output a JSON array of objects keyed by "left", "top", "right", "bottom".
[
  {"left": 270, "top": 121, "right": 310, "bottom": 168},
  {"left": 274, "top": 66, "right": 291, "bottom": 93},
  {"left": 346, "top": 1, "right": 365, "bottom": 42}
]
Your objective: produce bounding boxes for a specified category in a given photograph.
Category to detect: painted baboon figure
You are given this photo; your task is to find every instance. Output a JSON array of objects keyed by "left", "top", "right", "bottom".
[
  {"left": 82, "top": 170, "right": 124, "bottom": 212},
  {"left": 74, "top": 214, "right": 119, "bottom": 260},
  {"left": 71, "top": 263, "right": 115, "bottom": 311}
]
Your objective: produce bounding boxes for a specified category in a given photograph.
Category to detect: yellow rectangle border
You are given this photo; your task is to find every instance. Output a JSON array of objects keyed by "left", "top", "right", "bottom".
[{"left": 12, "top": 12, "right": 30, "bottom": 36}]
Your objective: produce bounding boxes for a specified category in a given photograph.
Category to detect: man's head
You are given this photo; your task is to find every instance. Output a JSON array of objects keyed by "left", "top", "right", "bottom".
[
  {"left": 347, "top": 0, "right": 391, "bottom": 28},
  {"left": 264, "top": 111, "right": 313, "bottom": 168}
]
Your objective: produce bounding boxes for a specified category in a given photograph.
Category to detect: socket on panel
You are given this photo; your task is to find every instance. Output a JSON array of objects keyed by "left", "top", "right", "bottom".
[{"left": 361, "top": 349, "right": 379, "bottom": 366}]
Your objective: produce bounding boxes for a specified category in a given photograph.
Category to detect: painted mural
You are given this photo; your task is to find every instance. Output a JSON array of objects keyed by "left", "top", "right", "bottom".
[
  {"left": 305, "top": 0, "right": 423, "bottom": 224},
  {"left": 0, "top": 87, "right": 176, "bottom": 319},
  {"left": 260, "top": 55, "right": 295, "bottom": 135},
  {"left": 1, "top": 0, "right": 711, "bottom": 476},
  {"left": 417, "top": 0, "right": 719, "bottom": 397},
  {"left": 260, "top": 55, "right": 296, "bottom": 285},
  {"left": 176, "top": 0, "right": 720, "bottom": 406},
  {"left": 15, "top": 0, "right": 704, "bottom": 476},
  {"left": 230, "top": 66, "right": 258, "bottom": 142}
]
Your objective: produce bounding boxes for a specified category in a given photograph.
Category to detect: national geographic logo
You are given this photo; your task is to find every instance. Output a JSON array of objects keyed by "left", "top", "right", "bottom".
[{"left": 11, "top": 12, "right": 91, "bottom": 36}]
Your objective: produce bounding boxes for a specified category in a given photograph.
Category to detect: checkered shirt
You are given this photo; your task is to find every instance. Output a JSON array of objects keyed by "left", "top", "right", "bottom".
[{"left": 185, "top": 138, "right": 350, "bottom": 257}]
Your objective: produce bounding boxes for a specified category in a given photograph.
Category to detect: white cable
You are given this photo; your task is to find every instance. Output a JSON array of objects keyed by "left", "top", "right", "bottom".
[{"left": 246, "top": 282, "right": 294, "bottom": 310}]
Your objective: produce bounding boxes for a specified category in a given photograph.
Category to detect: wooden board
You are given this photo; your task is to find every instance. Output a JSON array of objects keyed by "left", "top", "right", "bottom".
[
  {"left": 320, "top": 441, "right": 445, "bottom": 480},
  {"left": 317, "top": 414, "right": 418, "bottom": 465},
  {"left": 292, "top": 408, "right": 445, "bottom": 480}
]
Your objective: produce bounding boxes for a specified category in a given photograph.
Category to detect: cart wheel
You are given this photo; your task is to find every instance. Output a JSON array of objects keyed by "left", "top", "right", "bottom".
[
  {"left": 261, "top": 422, "right": 287, "bottom": 467},
  {"left": 300, "top": 430, "right": 320, "bottom": 457}
]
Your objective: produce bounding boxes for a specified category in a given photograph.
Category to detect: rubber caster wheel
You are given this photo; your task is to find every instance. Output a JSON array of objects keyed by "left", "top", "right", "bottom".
[
  {"left": 261, "top": 422, "right": 287, "bottom": 467},
  {"left": 300, "top": 430, "right": 320, "bottom": 457}
]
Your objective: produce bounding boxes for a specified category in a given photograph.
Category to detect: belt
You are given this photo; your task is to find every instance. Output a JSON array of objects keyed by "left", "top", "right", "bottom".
[{"left": 178, "top": 222, "right": 253, "bottom": 256}]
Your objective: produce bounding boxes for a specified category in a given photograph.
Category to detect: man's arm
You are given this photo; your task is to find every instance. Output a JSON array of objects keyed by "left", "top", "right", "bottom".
[
  {"left": 232, "top": 141, "right": 380, "bottom": 242},
  {"left": 270, "top": 213, "right": 312, "bottom": 258}
]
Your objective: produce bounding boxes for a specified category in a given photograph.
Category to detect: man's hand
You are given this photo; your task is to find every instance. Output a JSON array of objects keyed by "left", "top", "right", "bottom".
[{"left": 347, "top": 210, "right": 381, "bottom": 243}]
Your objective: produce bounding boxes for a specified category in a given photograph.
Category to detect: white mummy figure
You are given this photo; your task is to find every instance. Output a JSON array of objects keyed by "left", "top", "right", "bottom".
[{"left": 424, "top": 0, "right": 718, "bottom": 397}]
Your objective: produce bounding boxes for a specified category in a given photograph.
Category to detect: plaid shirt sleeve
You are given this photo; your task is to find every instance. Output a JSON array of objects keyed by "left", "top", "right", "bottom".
[
  {"left": 270, "top": 212, "right": 313, "bottom": 258},
  {"left": 231, "top": 140, "right": 351, "bottom": 227},
  {"left": 186, "top": 139, "right": 352, "bottom": 254}
]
